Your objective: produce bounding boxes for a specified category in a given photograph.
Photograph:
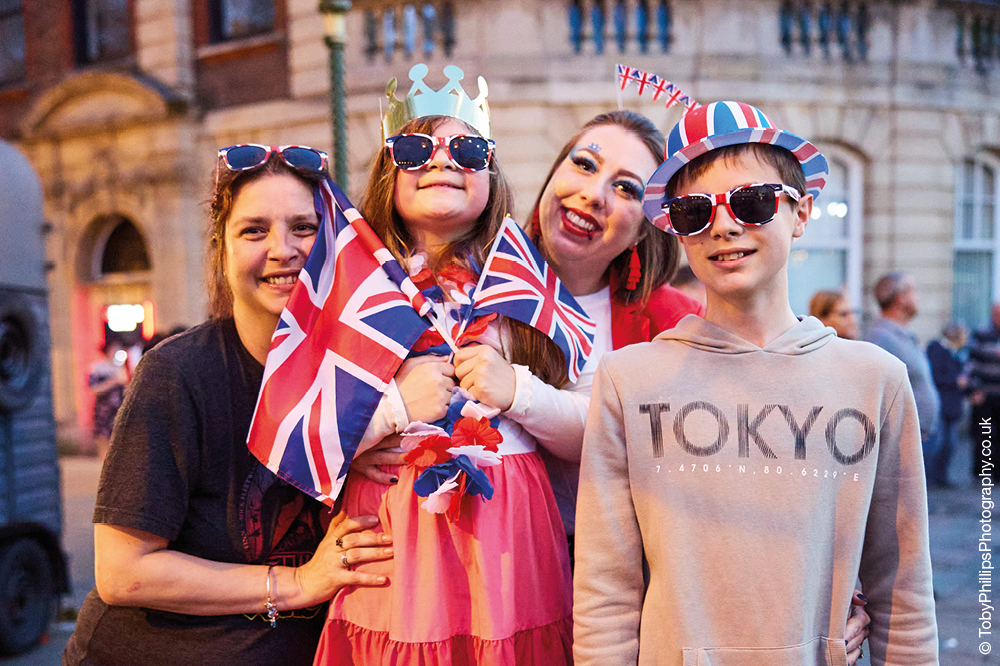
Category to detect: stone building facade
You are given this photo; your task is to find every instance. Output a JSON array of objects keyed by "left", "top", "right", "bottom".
[{"left": 1, "top": 0, "right": 998, "bottom": 445}]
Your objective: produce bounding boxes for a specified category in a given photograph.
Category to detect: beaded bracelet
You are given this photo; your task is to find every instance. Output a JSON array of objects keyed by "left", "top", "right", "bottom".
[{"left": 264, "top": 565, "right": 278, "bottom": 628}]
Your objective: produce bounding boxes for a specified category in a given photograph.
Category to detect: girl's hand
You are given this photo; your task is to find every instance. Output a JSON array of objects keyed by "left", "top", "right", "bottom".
[
  {"left": 845, "top": 590, "right": 870, "bottom": 665},
  {"left": 293, "top": 513, "right": 392, "bottom": 607},
  {"left": 453, "top": 344, "right": 516, "bottom": 411},
  {"left": 396, "top": 355, "right": 455, "bottom": 423},
  {"left": 350, "top": 446, "right": 405, "bottom": 485}
]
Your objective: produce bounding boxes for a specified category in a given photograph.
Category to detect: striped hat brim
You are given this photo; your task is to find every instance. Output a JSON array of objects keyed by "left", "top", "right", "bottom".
[{"left": 642, "top": 127, "right": 829, "bottom": 234}]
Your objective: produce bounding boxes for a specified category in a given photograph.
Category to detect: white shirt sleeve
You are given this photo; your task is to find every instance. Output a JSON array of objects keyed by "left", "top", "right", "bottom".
[
  {"left": 355, "top": 379, "right": 409, "bottom": 456},
  {"left": 502, "top": 287, "right": 613, "bottom": 462}
]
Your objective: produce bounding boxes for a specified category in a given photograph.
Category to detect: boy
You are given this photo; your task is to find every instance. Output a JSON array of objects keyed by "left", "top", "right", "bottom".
[{"left": 573, "top": 102, "right": 937, "bottom": 666}]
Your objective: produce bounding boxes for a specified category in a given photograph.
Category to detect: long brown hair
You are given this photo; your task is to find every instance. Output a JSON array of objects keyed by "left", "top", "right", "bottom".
[
  {"left": 206, "top": 154, "right": 327, "bottom": 319},
  {"left": 361, "top": 115, "right": 567, "bottom": 387},
  {"left": 528, "top": 110, "right": 682, "bottom": 306}
]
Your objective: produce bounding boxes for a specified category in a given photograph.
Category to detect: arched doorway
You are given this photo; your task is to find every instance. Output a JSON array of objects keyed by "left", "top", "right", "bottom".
[{"left": 73, "top": 213, "right": 154, "bottom": 451}]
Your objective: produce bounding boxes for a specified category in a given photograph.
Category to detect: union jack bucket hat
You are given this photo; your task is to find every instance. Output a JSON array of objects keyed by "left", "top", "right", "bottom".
[{"left": 642, "top": 101, "right": 829, "bottom": 231}]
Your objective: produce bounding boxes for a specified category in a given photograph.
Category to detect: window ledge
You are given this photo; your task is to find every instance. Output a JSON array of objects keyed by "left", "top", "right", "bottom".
[{"left": 197, "top": 32, "right": 286, "bottom": 64}]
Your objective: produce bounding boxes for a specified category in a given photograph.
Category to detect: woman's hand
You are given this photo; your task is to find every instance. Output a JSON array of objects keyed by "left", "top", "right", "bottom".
[
  {"left": 845, "top": 590, "right": 870, "bottom": 665},
  {"left": 292, "top": 512, "right": 393, "bottom": 607},
  {"left": 350, "top": 445, "right": 405, "bottom": 485},
  {"left": 453, "top": 344, "right": 516, "bottom": 411},
  {"left": 396, "top": 355, "right": 455, "bottom": 423}
]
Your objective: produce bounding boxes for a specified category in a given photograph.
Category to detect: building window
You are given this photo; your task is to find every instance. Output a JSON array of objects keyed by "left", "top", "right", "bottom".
[
  {"left": 956, "top": 5, "right": 1000, "bottom": 72},
  {"left": 0, "top": 0, "right": 25, "bottom": 85},
  {"left": 210, "top": 0, "right": 275, "bottom": 43},
  {"left": 787, "top": 152, "right": 863, "bottom": 317},
  {"left": 954, "top": 155, "right": 1000, "bottom": 329},
  {"left": 100, "top": 217, "right": 150, "bottom": 275},
  {"left": 73, "top": 0, "right": 131, "bottom": 65},
  {"left": 366, "top": 2, "right": 452, "bottom": 62}
]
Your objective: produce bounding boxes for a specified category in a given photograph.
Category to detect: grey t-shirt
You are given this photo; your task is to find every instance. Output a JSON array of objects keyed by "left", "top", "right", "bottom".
[{"left": 64, "top": 318, "right": 327, "bottom": 666}]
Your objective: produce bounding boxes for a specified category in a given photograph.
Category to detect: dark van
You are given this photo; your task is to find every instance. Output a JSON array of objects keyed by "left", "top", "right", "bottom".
[{"left": 0, "top": 139, "right": 69, "bottom": 655}]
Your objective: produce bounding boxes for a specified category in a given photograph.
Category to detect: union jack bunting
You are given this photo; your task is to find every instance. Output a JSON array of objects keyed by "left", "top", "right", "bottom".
[
  {"left": 247, "top": 178, "right": 432, "bottom": 506},
  {"left": 467, "top": 216, "right": 596, "bottom": 382},
  {"left": 615, "top": 63, "right": 700, "bottom": 112}
]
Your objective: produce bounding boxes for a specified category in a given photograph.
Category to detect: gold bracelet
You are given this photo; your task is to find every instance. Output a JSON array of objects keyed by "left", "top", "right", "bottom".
[{"left": 264, "top": 565, "right": 278, "bottom": 628}]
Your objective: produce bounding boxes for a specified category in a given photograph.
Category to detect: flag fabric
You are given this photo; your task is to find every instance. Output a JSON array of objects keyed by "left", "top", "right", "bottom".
[
  {"left": 466, "top": 216, "right": 596, "bottom": 382},
  {"left": 246, "top": 178, "right": 432, "bottom": 506},
  {"left": 650, "top": 76, "right": 672, "bottom": 101},
  {"left": 635, "top": 71, "right": 654, "bottom": 96},
  {"left": 617, "top": 64, "right": 635, "bottom": 91}
]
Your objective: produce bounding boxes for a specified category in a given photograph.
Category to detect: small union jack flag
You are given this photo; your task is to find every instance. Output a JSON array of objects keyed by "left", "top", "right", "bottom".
[
  {"left": 617, "top": 64, "right": 635, "bottom": 91},
  {"left": 467, "top": 217, "right": 595, "bottom": 382},
  {"left": 635, "top": 71, "right": 655, "bottom": 96},
  {"left": 246, "top": 178, "right": 432, "bottom": 506},
  {"left": 650, "top": 76, "right": 673, "bottom": 101}
]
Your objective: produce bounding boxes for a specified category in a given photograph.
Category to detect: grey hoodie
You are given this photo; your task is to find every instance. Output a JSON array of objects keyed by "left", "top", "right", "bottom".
[{"left": 574, "top": 315, "right": 937, "bottom": 666}]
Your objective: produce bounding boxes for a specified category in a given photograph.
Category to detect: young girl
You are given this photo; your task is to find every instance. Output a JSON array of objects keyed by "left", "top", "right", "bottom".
[{"left": 312, "top": 113, "right": 574, "bottom": 664}]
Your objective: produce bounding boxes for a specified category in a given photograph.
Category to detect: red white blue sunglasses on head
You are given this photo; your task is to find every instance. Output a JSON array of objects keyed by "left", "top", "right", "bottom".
[
  {"left": 385, "top": 133, "right": 495, "bottom": 172},
  {"left": 661, "top": 183, "right": 802, "bottom": 236},
  {"left": 218, "top": 144, "right": 329, "bottom": 173}
]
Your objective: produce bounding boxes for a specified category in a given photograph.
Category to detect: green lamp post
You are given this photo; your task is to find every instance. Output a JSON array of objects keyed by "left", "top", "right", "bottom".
[{"left": 319, "top": 0, "right": 352, "bottom": 189}]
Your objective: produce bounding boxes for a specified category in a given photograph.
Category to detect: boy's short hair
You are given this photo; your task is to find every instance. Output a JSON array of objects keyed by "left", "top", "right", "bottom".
[{"left": 666, "top": 143, "right": 807, "bottom": 198}]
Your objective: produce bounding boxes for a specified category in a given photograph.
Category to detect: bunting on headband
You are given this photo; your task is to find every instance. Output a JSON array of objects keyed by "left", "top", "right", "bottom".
[{"left": 616, "top": 63, "right": 701, "bottom": 113}]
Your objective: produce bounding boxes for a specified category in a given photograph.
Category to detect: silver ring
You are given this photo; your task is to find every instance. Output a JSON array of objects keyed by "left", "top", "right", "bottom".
[{"left": 341, "top": 551, "right": 349, "bottom": 567}]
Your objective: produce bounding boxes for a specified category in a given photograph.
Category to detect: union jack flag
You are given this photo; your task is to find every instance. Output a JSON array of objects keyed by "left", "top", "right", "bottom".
[
  {"left": 467, "top": 217, "right": 595, "bottom": 382},
  {"left": 617, "top": 63, "right": 635, "bottom": 91},
  {"left": 246, "top": 178, "right": 432, "bottom": 506},
  {"left": 635, "top": 70, "right": 655, "bottom": 96},
  {"left": 650, "top": 76, "right": 673, "bottom": 101}
]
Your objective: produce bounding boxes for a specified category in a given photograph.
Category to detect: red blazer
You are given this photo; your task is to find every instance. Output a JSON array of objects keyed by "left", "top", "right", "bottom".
[{"left": 610, "top": 285, "right": 705, "bottom": 350}]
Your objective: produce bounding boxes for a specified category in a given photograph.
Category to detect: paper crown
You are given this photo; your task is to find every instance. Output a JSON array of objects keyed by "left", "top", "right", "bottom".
[{"left": 382, "top": 64, "right": 491, "bottom": 140}]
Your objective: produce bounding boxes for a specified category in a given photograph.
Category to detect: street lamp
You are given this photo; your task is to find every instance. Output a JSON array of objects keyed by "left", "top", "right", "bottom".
[{"left": 319, "top": 0, "right": 352, "bottom": 189}]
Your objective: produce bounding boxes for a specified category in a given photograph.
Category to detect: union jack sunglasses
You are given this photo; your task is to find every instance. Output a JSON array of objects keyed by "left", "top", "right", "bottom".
[
  {"left": 218, "top": 144, "right": 329, "bottom": 173},
  {"left": 661, "top": 183, "right": 802, "bottom": 236},
  {"left": 385, "top": 134, "right": 495, "bottom": 172}
]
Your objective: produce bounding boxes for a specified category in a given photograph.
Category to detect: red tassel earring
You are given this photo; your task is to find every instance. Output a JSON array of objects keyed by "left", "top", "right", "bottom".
[
  {"left": 530, "top": 208, "right": 541, "bottom": 240},
  {"left": 627, "top": 245, "right": 641, "bottom": 291}
]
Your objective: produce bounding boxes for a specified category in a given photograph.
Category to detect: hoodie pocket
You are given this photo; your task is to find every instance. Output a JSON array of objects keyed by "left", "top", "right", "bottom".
[{"left": 681, "top": 636, "right": 848, "bottom": 666}]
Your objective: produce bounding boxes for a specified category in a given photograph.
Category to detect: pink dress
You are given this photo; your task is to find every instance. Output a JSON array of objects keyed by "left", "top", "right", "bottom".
[{"left": 313, "top": 264, "right": 573, "bottom": 665}]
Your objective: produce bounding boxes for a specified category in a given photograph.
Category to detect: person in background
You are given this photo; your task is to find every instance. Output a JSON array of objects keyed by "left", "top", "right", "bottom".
[
  {"left": 809, "top": 288, "right": 859, "bottom": 340},
  {"left": 669, "top": 264, "right": 707, "bottom": 309},
  {"left": 87, "top": 339, "right": 129, "bottom": 459},
  {"left": 968, "top": 302, "right": 1000, "bottom": 482},
  {"left": 865, "top": 272, "right": 941, "bottom": 447},
  {"left": 925, "top": 321, "right": 969, "bottom": 488}
]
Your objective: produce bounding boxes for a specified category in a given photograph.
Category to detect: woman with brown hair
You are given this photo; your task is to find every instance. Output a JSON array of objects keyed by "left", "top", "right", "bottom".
[
  {"left": 63, "top": 146, "right": 392, "bottom": 666},
  {"left": 809, "top": 289, "right": 859, "bottom": 339}
]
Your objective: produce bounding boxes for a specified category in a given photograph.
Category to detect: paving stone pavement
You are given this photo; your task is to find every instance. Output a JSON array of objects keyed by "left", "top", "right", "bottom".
[{"left": 1, "top": 454, "right": 995, "bottom": 665}]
